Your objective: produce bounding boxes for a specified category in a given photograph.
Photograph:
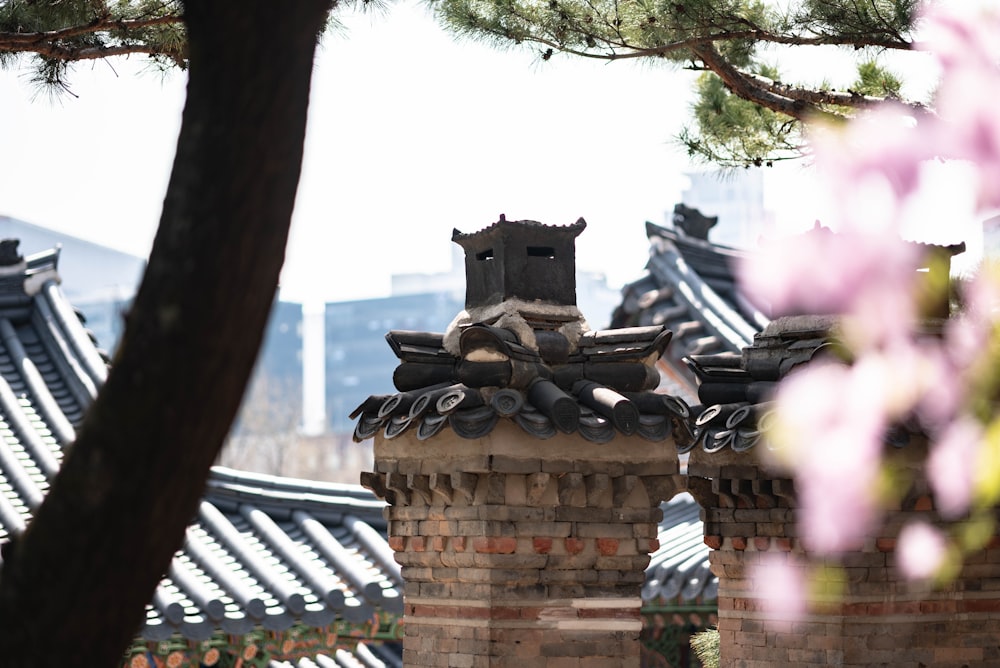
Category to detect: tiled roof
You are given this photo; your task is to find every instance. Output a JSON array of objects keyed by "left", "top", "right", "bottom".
[
  {"left": 144, "top": 467, "right": 402, "bottom": 641},
  {"left": 351, "top": 324, "right": 692, "bottom": 444},
  {"left": 642, "top": 493, "right": 717, "bottom": 606},
  {"left": 610, "top": 222, "right": 768, "bottom": 401},
  {"left": 0, "top": 242, "right": 401, "bottom": 665},
  {"left": 268, "top": 641, "right": 403, "bottom": 667}
]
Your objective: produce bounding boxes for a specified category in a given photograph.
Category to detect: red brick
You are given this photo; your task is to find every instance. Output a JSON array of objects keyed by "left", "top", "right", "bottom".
[
  {"left": 389, "top": 536, "right": 405, "bottom": 552},
  {"left": 961, "top": 599, "right": 1000, "bottom": 613},
  {"left": 875, "top": 537, "right": 895, "bottom": 552},
  {"left": 411, "top": 537, "right": 427, "bottom": 552},
  {"left": 754, "top": 537, "right": 771, "bottom": 551},
  {"left": 490, "top": 606, "right": 522, "bottom": 620},
  {"left": 919, "top": 600, "right": 957, "bottom": 614},
  {"left": 775, "top": 537, "right": 793, "bottom": 551},
  {"left": 913, "top": 495, "right": 933, "bottom": 511},
  {"left": 432, "top": 536, "right": 446, "bottom": 552},
  {"left": 731, "top": 537, "right": 748, "bottom": 551},
  {"left": 596, "top": 538, "right": 619, "bottom": 556},
  {"left": 705, "top": 535, "right": 722, "bottom": 549},
  {"left": 474, "top": 537, "right": 517, "bottom": 554},
  {"left": 867, "top": 601, "right": 920, "bottom": 615},
  {"left": 565, "top": 538, "right": 585, "bottom": 555},
  {"left": 533, "top": 537, "right": 553, "bottom": 554},
  {"left": 453, "top": 536, "right": 467, "bottom": 552}
]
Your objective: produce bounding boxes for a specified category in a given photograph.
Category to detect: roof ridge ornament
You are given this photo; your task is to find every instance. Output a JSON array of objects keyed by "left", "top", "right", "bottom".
[{"left": 0, "top": 239, "right": 23, "bottom": 267}]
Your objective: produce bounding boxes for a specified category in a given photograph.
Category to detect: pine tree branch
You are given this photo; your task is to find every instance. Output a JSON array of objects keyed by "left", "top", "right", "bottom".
[
  {"left": 0, "top": 13, "right": 185, "bottom": 65},
  {"left": 12, "top": 41, "right": 179, "bottom": 62},
  {"left": 462, "top": 23, "right": 910, "bottom": 64},
  {"left": 0, "top": 15, "right": 181, "bottom": 47},
  {"left": 758, "top": 75, "right": 933, "bottom": 118},
  {"left": 690, "top": 39, "right": 840, "bottom": 123}
]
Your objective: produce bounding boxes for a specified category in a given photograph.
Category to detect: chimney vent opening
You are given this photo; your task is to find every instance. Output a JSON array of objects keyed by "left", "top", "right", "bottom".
[{"left": 527, "top": 246, "right": 555, "bottom": 259}]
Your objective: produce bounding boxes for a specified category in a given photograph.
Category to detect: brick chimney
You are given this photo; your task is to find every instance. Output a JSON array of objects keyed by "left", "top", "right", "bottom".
[
  {"left": 687, "top": 316, "right": 1000, "bottom": 667},
  {"left": 356, "top": 217, "right": 686, "bottom": 666}
]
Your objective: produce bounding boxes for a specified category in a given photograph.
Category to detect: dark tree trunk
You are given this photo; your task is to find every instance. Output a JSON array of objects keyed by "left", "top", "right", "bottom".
[{"left": 0, "top": 0, "right": 331, "bottom": 665}]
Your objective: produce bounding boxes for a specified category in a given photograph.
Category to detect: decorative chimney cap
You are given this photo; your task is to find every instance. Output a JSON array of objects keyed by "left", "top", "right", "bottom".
[
  {"left": 452, "top": 217, "right": 587, "bottom": 310},
  {"left": 349, "top": 218, "right": 691, "bottom": 446}
]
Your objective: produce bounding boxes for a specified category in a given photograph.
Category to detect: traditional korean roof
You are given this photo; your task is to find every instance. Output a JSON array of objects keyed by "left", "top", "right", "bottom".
[
  {"left": 610, "top": 220, "right": 768, "bottom": 401},
  {"left": 642, "top": 493, "right": 717, "bottom": 606},
  {"left": 140, "top": 467, "right": 402, "bottom": 641},
  {"left": 0, "top": 241, "right": 402, "bottom": 666}
]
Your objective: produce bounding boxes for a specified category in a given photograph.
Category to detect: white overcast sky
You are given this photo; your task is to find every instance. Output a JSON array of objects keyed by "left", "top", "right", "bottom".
[{"left": 0, "top": 1, "right": 977, "bottom": 303}]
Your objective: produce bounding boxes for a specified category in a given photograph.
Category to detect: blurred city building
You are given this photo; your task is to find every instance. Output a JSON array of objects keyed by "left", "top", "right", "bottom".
[{"left": 678, "top": 169, "right": 774, "bottom": 249}]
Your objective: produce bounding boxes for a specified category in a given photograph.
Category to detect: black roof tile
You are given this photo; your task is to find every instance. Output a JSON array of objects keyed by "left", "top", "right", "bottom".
[
  {"left": 352, "top": 323, "right": 687, "bottom": 444},
  {"left": 610, "top": 221, "right": 768, "bottom": 401},
  {"left": 642, "top": 493, "right": 717, "bottom": 605}
]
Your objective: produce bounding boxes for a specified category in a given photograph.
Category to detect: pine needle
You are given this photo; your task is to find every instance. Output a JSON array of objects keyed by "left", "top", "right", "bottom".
[{"left": 690, "top": 627, "right": 720, "bottom": 668}]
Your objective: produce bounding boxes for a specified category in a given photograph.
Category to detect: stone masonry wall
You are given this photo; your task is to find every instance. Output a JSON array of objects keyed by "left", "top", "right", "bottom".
[
  {"left": 689, "top": 449, "right": 1000, "bottom": 668},
  {"left": 362, "top": 421, "right": 679, "bottom": 668}
]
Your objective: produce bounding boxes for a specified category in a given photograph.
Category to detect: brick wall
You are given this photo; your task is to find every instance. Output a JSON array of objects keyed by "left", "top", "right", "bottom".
[
  {"left": 362, "top": 421, "right": 679, "bottom": 667},
  {"left": 689, "top": 447, "right": 1000, "bottom": 668}
]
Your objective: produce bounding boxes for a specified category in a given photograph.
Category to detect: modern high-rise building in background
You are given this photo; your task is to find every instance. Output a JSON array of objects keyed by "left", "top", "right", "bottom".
[{"left": 984, "top": 215, "right": 1000, "bottom": 261}]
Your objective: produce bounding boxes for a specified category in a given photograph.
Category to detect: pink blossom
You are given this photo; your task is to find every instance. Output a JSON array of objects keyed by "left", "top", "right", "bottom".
[
  {"left": 956, "top": 262, "right": 1000, "bottom": 325},
  {"left": 945, "top": 316, "right": 990, "bottom": 373},
  {"left": 934, "top": 73, "right": 1000, "bottom": 210},
  {"left": 927, "top": 417, "right": 982, "bottom": 519},
  {"left": 896, "top": 522, "right": 948, "bottom": 580},
  {"left": 770, "top": 361, "right": 888, "bottom": 553},
  {"left": 741, "top": 2, "right": 1000, "bottom": 580},
  {"left": 920, "top": 4, "right": 1000, "bottom": 79},
  {"left": 752, "top": 554, "right": 808, "bottom": 623},
  {"left": 910, "top": 342, "right": 964, "bottom": 431},
  {"left": 740, "top": 224, "right": 918, "bottom": 332},
  {"left": 810, "top": 110, "right": 933, "bottom": 207},
  {"left": 915, "top": 5, "right": 1000, "bottom": 209}
]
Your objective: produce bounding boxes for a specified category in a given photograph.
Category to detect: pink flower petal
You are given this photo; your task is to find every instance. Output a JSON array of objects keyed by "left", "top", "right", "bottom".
[{"left": 896, "top": 522, "right": 947, "bottom": 580}]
